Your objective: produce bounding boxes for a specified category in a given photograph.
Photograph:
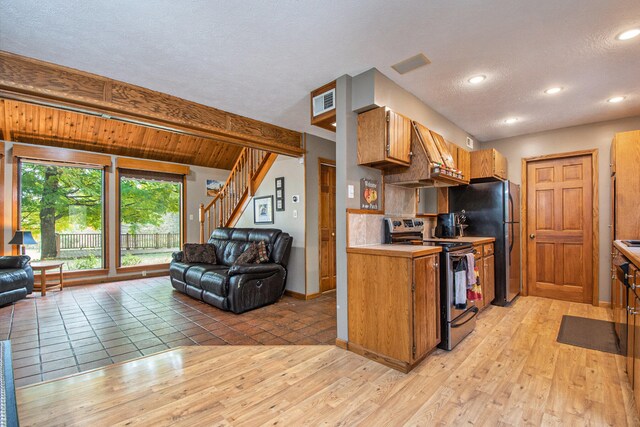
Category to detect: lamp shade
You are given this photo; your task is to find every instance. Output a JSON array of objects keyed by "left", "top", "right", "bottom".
[{"left": 9, "top": 230, "right": 37, "bottom": 245}]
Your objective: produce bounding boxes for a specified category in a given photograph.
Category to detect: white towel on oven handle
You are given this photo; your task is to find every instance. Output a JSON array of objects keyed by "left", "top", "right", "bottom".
[
  {"left": 454, "top": 270, "right": 467, "bottom": 306},
  {"left": 466, "top": 253, "right": 476, "bottom": 286}
]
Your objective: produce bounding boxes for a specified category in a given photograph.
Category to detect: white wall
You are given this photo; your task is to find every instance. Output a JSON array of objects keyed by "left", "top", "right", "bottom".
[
  {"left": 1, "top": 141, "right": 230, "bottom": 279},
  {"left": 482, "top": 115, "right": 640, "bottom": 302},
  {"left": 235, "top": 155, "right": 306, "bottom": 294}
]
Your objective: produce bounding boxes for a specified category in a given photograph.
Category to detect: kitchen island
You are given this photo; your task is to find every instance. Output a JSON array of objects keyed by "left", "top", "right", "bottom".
[{"left": 346, "top": 244, "right": 441, "bottom": 372}]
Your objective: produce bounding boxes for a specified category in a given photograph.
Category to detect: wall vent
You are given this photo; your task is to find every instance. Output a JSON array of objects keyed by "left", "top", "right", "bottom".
[{"left": 312, "top": 89, "right": 335, "bottom": 117}]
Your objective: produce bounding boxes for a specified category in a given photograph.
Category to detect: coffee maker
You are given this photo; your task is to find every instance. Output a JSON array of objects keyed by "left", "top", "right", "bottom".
[{"left": 434, "top": 213, "right": 456, "bottom": 238}]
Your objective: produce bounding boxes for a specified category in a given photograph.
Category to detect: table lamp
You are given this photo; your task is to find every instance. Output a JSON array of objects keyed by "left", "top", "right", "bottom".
[{"left": 9, "top": 230, "right": 37, "bottom": 255}]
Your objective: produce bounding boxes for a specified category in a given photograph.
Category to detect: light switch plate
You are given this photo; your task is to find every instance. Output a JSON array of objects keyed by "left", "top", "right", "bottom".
[
  {"left": 348, "top": 185, "right": 355, "bottom": 199},
  {"left": 466, "top": 137, "right": 474, "bottom": 149}
]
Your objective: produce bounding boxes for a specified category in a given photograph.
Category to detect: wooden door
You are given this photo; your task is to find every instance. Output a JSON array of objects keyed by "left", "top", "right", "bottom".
[
  {"left": 484, "top": 254, "right": 496, "bottom": 305},
  {"left": 413, "top": 255, "right": 439, "bottom": 360},
  {"left": 526, "top": 154, "right": 594, "bottom": 303},
  {"left": 319, "top": 162, "right": 336, "bottom": 292},
  {"left": 386, "top": 111, "right": 412, "bottom": 164}
]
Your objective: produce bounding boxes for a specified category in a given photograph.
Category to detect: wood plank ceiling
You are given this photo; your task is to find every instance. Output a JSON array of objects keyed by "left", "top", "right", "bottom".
[{"left": 0, "top": 98, "right": 243, "bottom": 170}]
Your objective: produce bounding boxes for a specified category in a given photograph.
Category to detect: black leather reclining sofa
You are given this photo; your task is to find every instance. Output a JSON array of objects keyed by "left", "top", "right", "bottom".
[
  {"left": 169, "top": 228, "right": 293, "bottom": 314},
  {"left": 0, "top": 256, "right": 34, "bottom": 306}
]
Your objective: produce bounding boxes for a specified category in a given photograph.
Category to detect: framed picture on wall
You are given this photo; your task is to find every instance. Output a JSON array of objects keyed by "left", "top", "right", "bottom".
[
  {"left": 206, "top": 179, "right": 223, "bottom": 197},
  {"left": 254, "top": 196, "right": 274, "bottom": 224},
  {"left": 275, "top": 177, "right": 285, "bottom": 211}
]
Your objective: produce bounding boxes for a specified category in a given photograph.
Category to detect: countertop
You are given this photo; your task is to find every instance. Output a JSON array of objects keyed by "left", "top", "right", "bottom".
[
  {"left": 424, "top": 236, "right": 496, "bottom": 245},
  {"left": 347, "top": 244, "right": 442, "bottom": 258},
  {"left": 614, "top": 240, "right": 640, "bottom": 267}
]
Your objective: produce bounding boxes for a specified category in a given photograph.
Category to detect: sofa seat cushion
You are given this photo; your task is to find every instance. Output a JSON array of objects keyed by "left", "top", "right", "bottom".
[
  {"left": 184, "top": 264, "right": 227, "bottom": 287},
  {"left": 169, "top": 262, "right": 191, "bottom": 282},
  {"left": 200, "top": 270, "right": 230, "bottom": 296},
  {"left": 0, "top": 269, "right": 29, "bottom": 293}
]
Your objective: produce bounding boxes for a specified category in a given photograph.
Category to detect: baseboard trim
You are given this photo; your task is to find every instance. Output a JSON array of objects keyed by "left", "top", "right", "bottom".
[
  {"left": 599, "top": 301, "right": 612, "bottom": 308},
  {"left": 335, "top": 339, "right": 348, "bottom": 350},
  {"left": 60, "top": 271, "right": 168, "bottom": 287},
  {"left": 284, "top": 290, "right": 322, "bottom": 300}
]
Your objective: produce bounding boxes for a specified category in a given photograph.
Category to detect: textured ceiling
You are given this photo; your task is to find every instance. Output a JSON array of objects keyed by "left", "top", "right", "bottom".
[{"left": 1, "top": 0, "right": 639, "bottom": 142}]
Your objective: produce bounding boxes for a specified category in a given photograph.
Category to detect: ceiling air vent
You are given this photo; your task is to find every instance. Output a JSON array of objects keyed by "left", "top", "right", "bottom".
[{"left": 312, "top": 88, "right": 335, "bottom": 117}]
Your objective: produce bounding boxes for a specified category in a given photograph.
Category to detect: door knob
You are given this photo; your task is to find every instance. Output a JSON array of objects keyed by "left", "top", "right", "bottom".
[
  {"left": 529, "top": 234, "right": 535, "bottom": 239},
  {"left": 331, "top": 232, "right": 335, "bottom": 237}
]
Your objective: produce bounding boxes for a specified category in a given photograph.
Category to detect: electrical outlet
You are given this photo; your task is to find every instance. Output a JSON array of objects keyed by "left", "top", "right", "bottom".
[
  {"left": 466, "top": 137, "right": 474, "bottom": 149},
  {"left": 189, "top": 214, "right": 194, "bottom": 220},
  {"left": 141, "top": 271, "right": 147, "bottom": 277},
  {"left": 348, "top": 185, "right": 355, "bottom": 199},
  {"left": 293, "top": 209, "right": 298, "bottom": 218}
]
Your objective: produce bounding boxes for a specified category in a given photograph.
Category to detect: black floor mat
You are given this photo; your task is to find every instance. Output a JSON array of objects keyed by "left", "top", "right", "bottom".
[{"left": 556, "top": 315, "right": 623, "bottom": 355}]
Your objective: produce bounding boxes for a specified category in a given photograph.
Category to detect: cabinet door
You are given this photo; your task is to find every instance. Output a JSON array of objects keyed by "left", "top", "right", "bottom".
[
  {"left": 473, "top": 248, "right": 485, "bottom": 309},
  {"left": 457, "top": 148, "right": 471, "bottom": 182},
  {"left": 484, "top": 254, "right": 496, "bottom": 305},
  {"left": 495, "top": 150, "right": 508, "bottom": 180},
  {"left": 635, "top": 295, "right": 640, "bottom": 411},
  {"left": 629, "top": 266, "right": 637, "bottom": 386},
  {"left": 413, "top": 255, "right": 439, "bottom": 361},
  {"left": 387, "top": 110, "right": 412, "bottom": 165}
]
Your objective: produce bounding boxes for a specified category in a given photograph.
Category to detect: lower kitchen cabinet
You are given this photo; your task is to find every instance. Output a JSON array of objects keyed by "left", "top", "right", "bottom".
[
  {"left": 473, "top": 242, "right": 495, "bottom": 309},
  {"left": 347, "top": 250, "right": 440, "bottom": 372}
]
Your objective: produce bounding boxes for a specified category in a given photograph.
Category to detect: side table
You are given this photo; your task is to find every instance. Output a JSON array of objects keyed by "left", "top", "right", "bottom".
[{"left": 30, "top": 261, "right": 65, "bottom": 296}]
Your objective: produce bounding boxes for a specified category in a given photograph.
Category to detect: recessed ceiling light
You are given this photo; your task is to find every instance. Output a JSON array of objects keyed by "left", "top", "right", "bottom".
[
  {"left": 504, "top": 117, "right": 519, "bottom": 124},
  {"left": 468, "top": 75, "right": 486, "bottom": 85},
  {"left": 608, "top": 96, "right": 626, "bottom": 103},
  {"left": 617, "top": 28, "right": 640, "bottom": 41},
  {"left": 544, "top": 87, "right": 563, "bottom": 95}
]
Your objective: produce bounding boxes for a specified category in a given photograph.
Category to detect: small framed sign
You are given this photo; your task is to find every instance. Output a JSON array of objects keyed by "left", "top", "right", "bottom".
[
  {"left": 275, "top": 177, "right": 285, "bottom": 211},
  {"left": 360, "top": 178, "right": 379, "bottom": 210}
]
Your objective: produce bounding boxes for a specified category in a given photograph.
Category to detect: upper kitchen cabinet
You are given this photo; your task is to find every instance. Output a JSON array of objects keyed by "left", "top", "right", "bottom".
[
  {"left": 448, "top": 142, "right": 471, "bottom": 181},
  {"left": 310, "top": 81, "right": 336, "bottom": 132},
  {"left": 470, "top": 148, "right": 507, "bottom": 181},
  {"left": 358, "top": 107, "right": 412, "bottom": 168},
  {"left": 610, "top": 130, "right": 640, "bottom": 240}
]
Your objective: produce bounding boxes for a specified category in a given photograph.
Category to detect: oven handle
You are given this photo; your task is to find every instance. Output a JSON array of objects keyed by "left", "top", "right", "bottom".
[
  {"left": 451, "top": 306, "right": 479, "bottom": 328},
  {"left": 450, "top": 249, "right": 477, "bottom": 260}
]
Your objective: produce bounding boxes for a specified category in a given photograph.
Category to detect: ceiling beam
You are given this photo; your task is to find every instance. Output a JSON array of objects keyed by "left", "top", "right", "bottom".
[{"left": 0, "top": 51, "right": 304, "bottom": 156}]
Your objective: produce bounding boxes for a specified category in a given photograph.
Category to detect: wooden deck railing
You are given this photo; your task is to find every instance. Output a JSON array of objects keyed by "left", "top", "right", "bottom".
[
  {"left": 56, "top": 233, "right": 179, "bottom": 251},
  {"left": 199, "top": 147, "right": 276, "bottom": 242}
]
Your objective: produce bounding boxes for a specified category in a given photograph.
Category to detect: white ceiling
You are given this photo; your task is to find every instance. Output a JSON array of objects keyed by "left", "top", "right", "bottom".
[{"left": 1, "top": 0, "right": 639, "bottom": 142}]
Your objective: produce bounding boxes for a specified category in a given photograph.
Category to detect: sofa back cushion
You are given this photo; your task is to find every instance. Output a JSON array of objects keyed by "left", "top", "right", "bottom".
[{"left": 208, "top": 228, "right": 284, "bottom": 267}]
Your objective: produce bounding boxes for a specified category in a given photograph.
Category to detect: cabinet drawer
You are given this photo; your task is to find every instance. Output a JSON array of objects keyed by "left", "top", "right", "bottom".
[
  {"left": 483, "top": 244, "right": 494, "bottom": 257},
  {"left": 474, "top": 245, "right": 483, "bottom": 260}
]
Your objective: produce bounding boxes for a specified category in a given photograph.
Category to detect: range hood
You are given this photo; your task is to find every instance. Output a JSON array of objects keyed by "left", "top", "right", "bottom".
[{"left": 384, "top": 121, "right": 468, "bottom": 187}]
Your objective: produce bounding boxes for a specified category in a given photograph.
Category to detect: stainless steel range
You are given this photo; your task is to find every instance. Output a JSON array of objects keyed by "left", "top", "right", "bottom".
[{"left": 384, "top": 217, "right": 479, "bottom": 350}]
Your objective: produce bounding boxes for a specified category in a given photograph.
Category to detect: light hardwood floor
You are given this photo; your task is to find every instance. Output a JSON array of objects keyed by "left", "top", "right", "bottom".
[{"left": 16, "top": 296, "right": 640, "bottom": 426}]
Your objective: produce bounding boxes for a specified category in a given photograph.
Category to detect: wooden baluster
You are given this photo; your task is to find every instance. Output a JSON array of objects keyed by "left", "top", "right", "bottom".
[{"left": 199, "top": 203, "right": 205, "bottom": 243}]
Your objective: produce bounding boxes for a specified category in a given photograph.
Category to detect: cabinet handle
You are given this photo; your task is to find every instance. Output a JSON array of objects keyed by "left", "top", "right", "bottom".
[{"left": 628, "top": 306, "right": 639, "bottom": 315}]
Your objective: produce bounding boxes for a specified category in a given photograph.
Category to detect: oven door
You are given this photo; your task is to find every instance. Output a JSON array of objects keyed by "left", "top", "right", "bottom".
[{"left": 444, "top": 250, "right": 477, "bottom": 321}]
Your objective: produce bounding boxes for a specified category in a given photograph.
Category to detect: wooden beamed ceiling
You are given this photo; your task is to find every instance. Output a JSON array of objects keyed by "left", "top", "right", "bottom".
[
  {"left": 0, "top": 99, "right": 243, "bottom": 169},
  {"left": 0, "top": 51, "right": 304, "bottom": 167}
]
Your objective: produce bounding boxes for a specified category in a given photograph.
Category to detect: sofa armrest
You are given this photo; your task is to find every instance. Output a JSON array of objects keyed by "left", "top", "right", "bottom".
[
  {"left": 172, "top": 251, "right": 184, "bottom": 263},
  {"left": 17, "top": 255, "right": 31, "bottom": 269},
  {"left": 228, "top": 263, "right": 284, "bottom": 276}
]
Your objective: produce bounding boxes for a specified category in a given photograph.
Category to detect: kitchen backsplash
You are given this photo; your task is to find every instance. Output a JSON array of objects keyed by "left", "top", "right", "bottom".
[
  {"left": 384, "top": 184, "right": 416, "bottom": 216},
  {"left": 347, "top": 212, "right": 384, "bottom": 246}
]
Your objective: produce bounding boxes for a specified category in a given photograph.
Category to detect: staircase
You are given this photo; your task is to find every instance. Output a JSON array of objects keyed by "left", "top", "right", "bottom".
[{"left": 199, "top": 148, "right": 277, "bottom": 242}]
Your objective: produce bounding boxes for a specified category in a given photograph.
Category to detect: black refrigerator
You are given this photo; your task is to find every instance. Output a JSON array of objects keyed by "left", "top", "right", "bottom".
[{"left": 449, "top": 181, "right": 521, "bottom": 306}]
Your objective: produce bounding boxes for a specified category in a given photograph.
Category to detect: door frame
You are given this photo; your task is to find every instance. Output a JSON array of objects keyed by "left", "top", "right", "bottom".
[
  {"left": 521, "top": 149, "right": 599, "bottom": 305},
  {"left": 318, "top": 157, "right": 336, "bottom": 294}
]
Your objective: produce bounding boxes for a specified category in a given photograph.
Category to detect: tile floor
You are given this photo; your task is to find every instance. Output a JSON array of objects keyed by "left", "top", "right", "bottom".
[{"left": 0, "top": 276, "right": 336, "bottom": 387}]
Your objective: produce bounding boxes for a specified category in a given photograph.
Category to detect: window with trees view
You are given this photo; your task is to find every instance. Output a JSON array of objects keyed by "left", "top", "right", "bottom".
[
  {"left": 118, "top": 170, "right": 182, "bottom": 267},
  {"left": 19, "top": 161, "right": 105, "bottom": 271}
]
